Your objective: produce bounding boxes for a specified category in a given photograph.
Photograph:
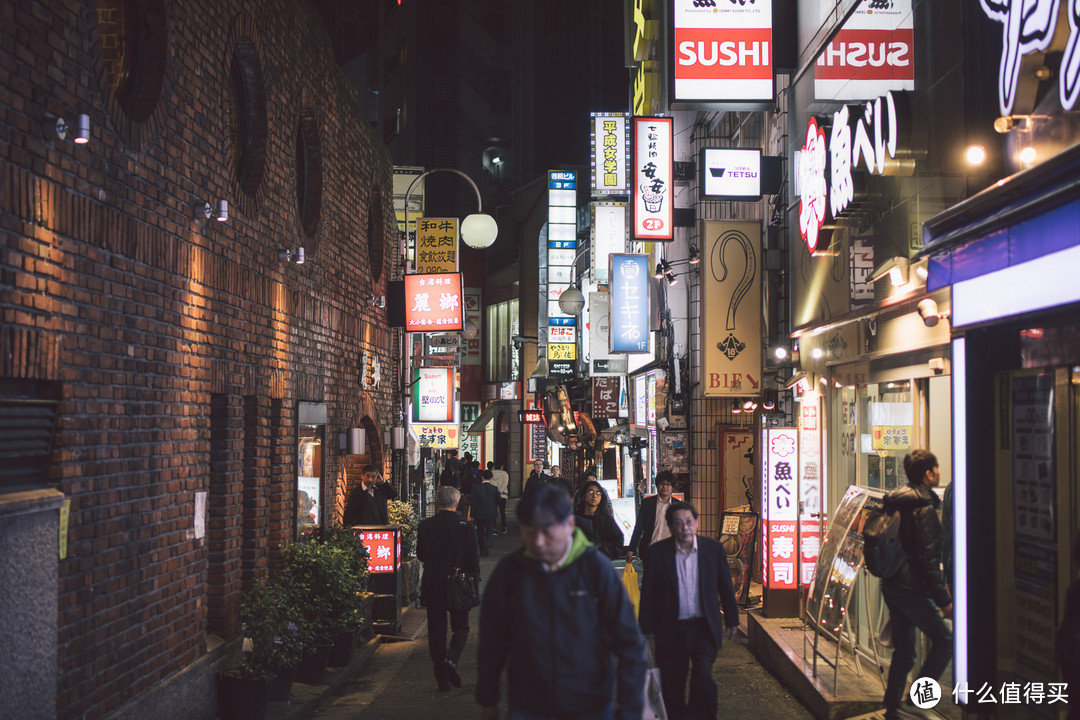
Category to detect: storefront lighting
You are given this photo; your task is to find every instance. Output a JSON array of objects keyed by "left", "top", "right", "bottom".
[
  {"left": 654, "top": 263, "right": 664, "bottom": 279},
  {"left": 742, "top": 399, "right": 755, "bottom": 411},
  {"left": 965, "top": 144, "right": 987, "bottom": 166},
  {"left": 688, "top": 245, "right": 701, "bottom": 265},
  {"left": 819, "top": 375, "right": 828, "bottom": 386},
  {"left": 774, "top": 346, "right": 789, "bottom": 361},
  {"left": 868, "top": 256, "right": 909, "bottom": 287},
  {"left": 1019, "top": 146, "right": 1037, "bottom": 165},
  {"left": 811, "top": 347, "right": 824, "bottom": 359}
]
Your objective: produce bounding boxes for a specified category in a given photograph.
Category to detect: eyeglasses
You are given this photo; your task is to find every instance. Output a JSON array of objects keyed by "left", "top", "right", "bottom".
[{"left": 585, "top": 489, "right": 602, "bottom": 495}]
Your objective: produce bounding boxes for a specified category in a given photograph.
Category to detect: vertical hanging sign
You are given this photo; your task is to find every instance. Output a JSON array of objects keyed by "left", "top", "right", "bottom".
[
  {"left": 632, "top": 117, "right": 673, "bottom": 241},
  {"left": 548, "top": 170, "right": 578, "bottom": 329},
  {"left": 591, "top": 112, "right": 630, "bottom": 196},
  {"left": 701, "top": 221, "right": 762, "bottom": 397},
  {"left": 415, "top": 218, "right": 459, "bottom": 273},
  {"left": 799, "top": 400, "right": 822, "bottom": 587},
  {"left": 763, "top": 427, "right": 799, "bottom": 590},
  {"left": 609, "top": 253, "right": 650, "bottom": 354},
  {"left": 672, "top": 0, "right": 773, "bottom": 105}
]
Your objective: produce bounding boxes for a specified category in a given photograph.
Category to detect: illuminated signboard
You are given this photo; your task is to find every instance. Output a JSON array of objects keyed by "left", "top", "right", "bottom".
[
  {"left": 353, "top": 527, "right": 401, "bottom": 573},
  {"left": 763, "top": 427, "right": 798, "bottom": 590},
  {"left": 796, "top": 91, "right": 913, "bottom": 254},
  {"left": 632, "top": 373, "right": 648, "bottom": 428},
  {"left": 815, "top": 0, "right": 914, "bottom": 101},
  {"left": 609, "top": 253, "right": 650, "bottom": 353},
  {"left": 590, "top": 112, "right": 630, "bottom": 195},
  {"left": 414, "top": 423, "right": 459, "bottom": 450},
  {"left": 414, "top": 218, "right": 458, "bottom": 273},
  {"left": 404, "top": 272, "right": 464, "bottom": 331},
  {"left": 647, "top": 373, "right": 657, "bottom": 427},
  {"left": 592, "top": 202, "right": 626, "bottom": 283},
  {"left": 547, "top": 171, "right": 578, "bottom": 351},
  {"left": 412, "top": 367, "right": 454, "bottom": 423},
  {"left": 592, "top": 376, "right": 620, "bottom": 420},
  {"left": 632, "top": 118, "right": 673, "bottom": 241},
  {"left": 701, "top": 148, "right": 762, "bottom": 199},
  {"left": 672, "top": 0, "right": 773, "bottom": 106},
  {"left": 799, "top": 403, "right": 822, "bottom": 587},
  {"left": 521, "top": 409, "right": 544, "bottom": 424}
]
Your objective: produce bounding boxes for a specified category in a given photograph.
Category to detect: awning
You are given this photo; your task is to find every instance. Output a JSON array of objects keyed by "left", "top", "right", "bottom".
[{"left": 467, "top": 401, "right": 511, "bottom": 436}]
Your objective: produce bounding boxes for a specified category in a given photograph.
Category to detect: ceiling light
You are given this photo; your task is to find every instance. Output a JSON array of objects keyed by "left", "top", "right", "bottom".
[
  {"left": 774, "top": 346, "right": 789, "bottom": 361},
  {"left": 965, "top": 145, "right": 987, "bottom": 166},
  {"left": 811, "top": 347, "right": 823, "bottom": 359},
  {"left": 1019, "top": 146, "right": 1037, "bottom": 165},
  {"left": 869, "top": 256, "right": 909, "bottom": 287}
]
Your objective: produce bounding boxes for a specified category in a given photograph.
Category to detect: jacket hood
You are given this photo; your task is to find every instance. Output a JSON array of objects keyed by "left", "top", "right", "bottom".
[{"left": 522, "top": 527, "right": 593, "bottom": 568}]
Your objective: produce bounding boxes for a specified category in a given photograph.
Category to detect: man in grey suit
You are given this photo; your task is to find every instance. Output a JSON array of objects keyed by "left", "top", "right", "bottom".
[{"left": 639, "top": 499, "right": 740, "bottom": 720}]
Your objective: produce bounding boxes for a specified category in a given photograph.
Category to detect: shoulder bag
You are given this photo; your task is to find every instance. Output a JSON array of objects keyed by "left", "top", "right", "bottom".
[{"left": 447, "top": 521, "right": 481, "bottom": 611}]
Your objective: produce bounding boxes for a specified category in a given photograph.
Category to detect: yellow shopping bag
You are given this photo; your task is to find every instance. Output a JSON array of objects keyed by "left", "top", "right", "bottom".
[{"left": 622, "top": 563, "right": 641, "bottom": 617}]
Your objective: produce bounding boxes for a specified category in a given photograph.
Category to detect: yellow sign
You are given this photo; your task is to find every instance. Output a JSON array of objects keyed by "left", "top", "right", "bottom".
[
  {"left": 414, "top": 423, "right": 459, "bottom": 449},
  {"left": 872, "top": 426, "right": 912, "bottom": 451},
  {"left": 59, "top": 498, "right": 71, "bottom": 559},
  {"left": 415, "top": 217, "right": 458, "bottom": 273},
  {"left": 548, "top": 343, "right": 577, "bottom": 361}
]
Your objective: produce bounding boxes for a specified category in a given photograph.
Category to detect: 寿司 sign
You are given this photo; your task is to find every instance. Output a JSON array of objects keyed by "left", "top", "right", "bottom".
[
  {"left": 672, "top": 0, "right": 773, "bottom": 106},
  {"left": 404, "top": 272, "right": 464, "bottom": 331},
  {"left": 762, "top": 427, "right": 798, "bottom": 590}
]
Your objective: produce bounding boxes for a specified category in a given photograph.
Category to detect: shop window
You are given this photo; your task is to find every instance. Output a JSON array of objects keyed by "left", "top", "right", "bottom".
[{"left": 297, "top": 402, "right": 327, "bottom": 540}]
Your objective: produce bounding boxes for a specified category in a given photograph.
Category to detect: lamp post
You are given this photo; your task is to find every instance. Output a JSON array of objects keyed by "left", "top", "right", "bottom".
[{"left": 398, "top": 168, "right": 497, "bottom": 509}]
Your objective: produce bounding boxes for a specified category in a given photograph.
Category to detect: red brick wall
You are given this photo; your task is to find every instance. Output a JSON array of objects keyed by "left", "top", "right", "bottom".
[{"left": 1, "top": 1, "right": 398, "bottom": 717}]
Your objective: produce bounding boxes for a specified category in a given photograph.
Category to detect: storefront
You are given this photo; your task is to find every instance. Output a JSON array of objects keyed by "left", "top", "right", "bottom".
[{"left": 924, "top": 140, "right": 1080, "bottom": 710}]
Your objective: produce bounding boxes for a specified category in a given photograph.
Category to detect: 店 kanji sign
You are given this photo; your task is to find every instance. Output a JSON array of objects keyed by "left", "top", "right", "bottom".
[{"left": 404, "top": 272, "right": 464, "bottom": 332}]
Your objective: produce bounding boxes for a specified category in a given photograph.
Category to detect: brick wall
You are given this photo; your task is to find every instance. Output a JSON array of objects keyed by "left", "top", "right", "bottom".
[{"left": 0, "top": 1, "right": 398, "bottom": 717}]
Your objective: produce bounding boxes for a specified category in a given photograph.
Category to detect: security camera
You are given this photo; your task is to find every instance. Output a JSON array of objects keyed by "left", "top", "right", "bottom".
[{"left": 917, "top": 298, "right": 941, "bottom": 327}]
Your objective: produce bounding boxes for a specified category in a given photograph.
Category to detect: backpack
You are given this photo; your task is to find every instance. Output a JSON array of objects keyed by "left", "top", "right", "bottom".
[{"left": 862, "top": 507, "right": 905, "bottom": 579}]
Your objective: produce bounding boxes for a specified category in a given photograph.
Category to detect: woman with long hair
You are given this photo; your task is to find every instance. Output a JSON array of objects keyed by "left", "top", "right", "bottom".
[{"left": 573, "top": 480, "right": 624, "bottom": 560}]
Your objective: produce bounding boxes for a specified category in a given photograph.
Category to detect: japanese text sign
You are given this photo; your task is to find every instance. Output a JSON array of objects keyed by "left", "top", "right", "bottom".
[
  {"left": 673, "top": 0, "right": 773, "bottom": 105},
  {"left": 414, "top": 423, "right": 458, "bottom": 450},
  {"left": 609, "top": 253, "right": 650, "bottom": 353},
  {"left": 404, "top": 272, "right": 464, "bottom": 331},
  {"left": 412, "top": 367, "right": 454, "bottom": 423},
  {"left": 353, "top": 527, "right": 401, "bottom": 573},
  {"left": 591, "top": 112, "right": 629, "bottom": 195},
  {"left": 415, "top": 218, "right": 458, "bottom": 273},
  {"left": 701, "top": 148, "right": 762, "bottom": 199},
  {"left": 633, "top": 118, "right": 673, "bottom": 241},
  {"left": 815, "top": 0, "right": 914, "bottom": 101},
  {"left": 763, "top": 427, "right": 799, "bottom": 589},
  {"left": 592, "top": 376, "right": 620, "bottom": 420}
]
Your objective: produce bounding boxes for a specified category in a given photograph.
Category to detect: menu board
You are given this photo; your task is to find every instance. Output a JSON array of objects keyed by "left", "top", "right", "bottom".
[{"left": 720, "top": 511, "right": 759, "bottom": 605}]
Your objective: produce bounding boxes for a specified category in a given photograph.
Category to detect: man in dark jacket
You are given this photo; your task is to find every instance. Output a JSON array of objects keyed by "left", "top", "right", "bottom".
[
  {"left": 639, "top": 499, "right": 740, "bottom": 720},
  {"left": 477, "top": 484, "right": 646, "bottom": 720},
  {"left": 625, "top": 471, "right": 675, "bottom": 575},
  {"left": 880, "top": 449, "right": 953, "bottom": 720},
  {"left": 343, "top": 465, "right": 397, "bottom": 526},
  {"left": 522, "top": 459, "right": 550, "bottom": 495},
  {"left": 470, "top": 470, "right": 501, "bottom": 556},
  {"left": 418, "top": 486, "right": 480, "bottom": 692}
]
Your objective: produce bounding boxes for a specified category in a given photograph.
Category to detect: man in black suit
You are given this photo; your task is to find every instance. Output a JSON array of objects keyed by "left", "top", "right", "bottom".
[
  {"left": 625, "top": 471, "right": 676, "bottom": 575},
  {"left": 418, "top": 486, "right": 480, "bottom": 692},
  {"left": 470, "top": 470, "right": 501, "bottom": 557},
  {"left": 343, "top": 464, "right": 397, "bottom": 526},
  {"left": 639, "top": 499, "right": 740, "bottom": 720}
]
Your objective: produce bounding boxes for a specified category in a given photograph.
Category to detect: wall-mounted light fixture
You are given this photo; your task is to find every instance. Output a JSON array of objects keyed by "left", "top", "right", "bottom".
[
  {"left": 964, "top": 145, "right": 987, "bottom": 166},
  {"left": 45, "top": 113, "right": 91, "bottom": 144},
  {"left": 869, "top": 256, "right": 909, "bottom": 287},
  {"left": 279, "top": 247, "right": 305, "bottom": 265},
  {"left": 367, "top": 295, "right": 386, "bottom": 308},
  {"left": 338, "top": 428, "right": 366, "bottom": 455},
  {"left": 688, "top": 245, "right": 701, "bottom": 265},
  {"left": 195, "top": 200, "right": 229, "bottom": 222},
  {"left": 917, "top": 297, "right": 949, "bottom": 328}
]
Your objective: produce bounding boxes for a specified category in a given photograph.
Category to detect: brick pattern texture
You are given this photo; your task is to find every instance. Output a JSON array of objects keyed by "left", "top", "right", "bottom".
[{"left": 0, "top": 1, "right": 398, "bottom": 717}]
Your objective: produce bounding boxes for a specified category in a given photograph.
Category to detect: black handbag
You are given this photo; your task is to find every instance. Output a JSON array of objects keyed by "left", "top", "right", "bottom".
[{"left": 447, "top": 522, "right": 481, "bottom": 611}]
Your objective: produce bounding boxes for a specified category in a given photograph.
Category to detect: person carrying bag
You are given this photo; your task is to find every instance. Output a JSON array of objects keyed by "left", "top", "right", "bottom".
[{"left": 448, "top": 517, "right": 482, "bottom": 611}]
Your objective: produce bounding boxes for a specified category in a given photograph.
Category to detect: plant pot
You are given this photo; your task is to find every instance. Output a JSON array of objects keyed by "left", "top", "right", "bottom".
[
  {"left": 327, "top": 628, "right": 358, "bottom": 667},
  {"left": 294, "top": 643, "right": 333, "bottom": 685},
  {"left": 269, "top": 662, "right": 298, "bottom": 701},
  {"left": 218, "top": 673, "right": 271, "bottom": 720}
]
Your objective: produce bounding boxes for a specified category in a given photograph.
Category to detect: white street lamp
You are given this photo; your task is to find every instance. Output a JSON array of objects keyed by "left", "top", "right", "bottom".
[{"left": 403, "top": 168, "right": 498, "bottom": 262}]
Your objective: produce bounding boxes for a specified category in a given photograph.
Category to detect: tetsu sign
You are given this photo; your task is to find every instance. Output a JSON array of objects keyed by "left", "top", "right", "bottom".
[
  {"left": 672, "top": 0, "right": 773, "bottom": 106},
  {"left": 404, "top": 272, "right": 464, "bottom": 331}
]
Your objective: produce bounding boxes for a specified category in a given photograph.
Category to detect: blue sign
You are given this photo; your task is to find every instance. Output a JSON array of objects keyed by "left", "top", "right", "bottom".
[
  {"left": 609, "top": 253, "right": 650, "bottom": 354},
  {"left": 548, "top": 170, "right": 577, "bottom": 189},
  {"left": 548, "top": 241, "right": 576, "bottom": 249},
  {"left": 549, "top": 317, "right": 577, "bottom": 326}
]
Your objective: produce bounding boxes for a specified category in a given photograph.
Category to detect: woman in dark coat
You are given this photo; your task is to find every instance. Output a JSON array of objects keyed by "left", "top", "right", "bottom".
[{"left": 572, "top": 480, "right": 624, "bottom": 560}]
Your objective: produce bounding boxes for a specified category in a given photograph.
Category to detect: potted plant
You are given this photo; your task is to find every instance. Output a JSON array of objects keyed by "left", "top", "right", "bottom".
[
  {"left": 388, "top": 499, "right": 421, "bottom": 604},
  {"left": 218, "top": 579, "right": 306, "bottom": 718},
  {"left": 280, "top": 532, "right": 369, "bottom": 681},
  {"left": 322, "top": 525, "right": 371, "bottom": 666}
]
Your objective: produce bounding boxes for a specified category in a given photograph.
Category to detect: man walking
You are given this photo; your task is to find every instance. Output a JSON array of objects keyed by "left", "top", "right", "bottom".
[
  {"left": 471, "top": 469, "right": 501, "bottom": 557},
  {"left": 639, "top": 499, "right": 740, "bottom": 720},
  {"left": 880, "top": 449, "right": 953, "bottom": 720},
  {"left": 488, "top": 461, "right": 510, "bottom": 533},
  {"left": 343, "top": 464, "right": 397, "bottom": 526},
  {"left": 523, "top": 459, "right": 550, "bottom": 495},
  {"left": 626, "top": 471, "right": 676, "bottom": 575},
  {"left": 418, "top": 486, "right": 480, "bottom": 692},
  {"left": 477, "top": 484, "right": 647, "bottom": 720}
]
